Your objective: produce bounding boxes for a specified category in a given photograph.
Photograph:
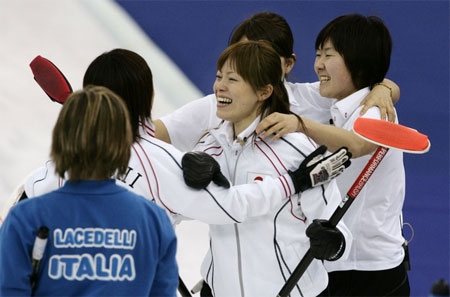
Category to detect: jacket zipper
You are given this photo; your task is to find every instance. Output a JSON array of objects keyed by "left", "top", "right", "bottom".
[
  {"left": 232, "top": 147, "right": 246, "bottom": 297},
  {"left": 212, "top": 128, "right": 247, "bottom": 297}
]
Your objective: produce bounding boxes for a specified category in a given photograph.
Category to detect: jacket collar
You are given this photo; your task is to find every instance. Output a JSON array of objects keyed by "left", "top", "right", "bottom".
[
  {"left": 60, "top": 179, "right": 121, "bottom": 194},
  {"left": 212, "top": 116, "right": 261, "bottom": 148},
  {"left": 330, "top": 88, "right": 370, "bottom": 127},
  {"left": 138, "top": 120, "right": 156, "bottom": 139}
]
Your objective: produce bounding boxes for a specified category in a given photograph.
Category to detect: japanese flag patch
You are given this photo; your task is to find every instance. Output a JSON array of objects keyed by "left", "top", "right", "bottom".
[{"left": 247, "top": 172, "right": 273, "bottom": 183}]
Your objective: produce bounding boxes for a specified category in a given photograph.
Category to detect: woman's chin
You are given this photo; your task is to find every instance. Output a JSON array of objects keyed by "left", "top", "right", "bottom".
[{"left": 216, "top": 110, "right": 231, "bottom": 121}]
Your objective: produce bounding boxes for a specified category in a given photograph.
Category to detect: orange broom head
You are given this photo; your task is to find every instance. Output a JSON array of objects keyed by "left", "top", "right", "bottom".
[{"left": 353, "top": 118, "right": 430, "bottom": 153}]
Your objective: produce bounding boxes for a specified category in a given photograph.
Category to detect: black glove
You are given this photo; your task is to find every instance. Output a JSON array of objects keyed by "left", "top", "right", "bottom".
[
  {"left": 181, "top": 151, "right": 230, "bottom": 189},
  {"left": 306, "top": 219, "right": 345, "bottom": 261},
  {"left": 288, "top": 145, "right": 351, "bottom": 193}
]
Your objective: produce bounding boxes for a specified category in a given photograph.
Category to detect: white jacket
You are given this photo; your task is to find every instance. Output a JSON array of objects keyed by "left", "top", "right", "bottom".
[
  {"left": 21, "top": 121, "right": 295, "bottom": 226},
  {"left": 193, "top": 117, "right": 351, "bottom": 297},
  {"left": 325, "top": 88, "right": 406, "bottom": 272}
]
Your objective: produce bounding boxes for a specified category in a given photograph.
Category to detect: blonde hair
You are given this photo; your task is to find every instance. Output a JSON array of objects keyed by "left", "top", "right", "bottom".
[{"left": 51, "top": 85, "right": 132, "bottom": 181}]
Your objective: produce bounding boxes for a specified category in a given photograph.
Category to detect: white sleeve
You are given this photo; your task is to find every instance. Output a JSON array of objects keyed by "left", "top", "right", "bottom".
[
  {"left": 171, "top": 175, "right": 295, "bottom": 224},
  {"left": 23, "top": 161, "right": 62, "bottom": 198},
  {"left": 0, "top": 183, "right": 24, "bottom": 227},
  {"left": 143, "top": 141, "right": 295, "bottom": 225},
  {"left": 0, "top": 162, "right": 62, "bottom": 228},
  {"left": 356, "top": 105, "right": 384, "bottom": 121},
  {"left": 159, "top": 94, "right": 221, "bottom": 152},
  {"left": 287, "top": 81, "right": 335, "bottom": 125}
]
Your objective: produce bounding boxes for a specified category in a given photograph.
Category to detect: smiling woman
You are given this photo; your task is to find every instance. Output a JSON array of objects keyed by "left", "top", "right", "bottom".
[
  {"left": 214, "top": 40, "right": 289, "bottom": 136},
  {"left": 157, "top": 12, "right": 399, "bottom": 153},
  {"left": 191, "top": 40, "right": 352, "bottom": 297},
  {"left": 299, "top": 14, "right": 410, "bottom": 296},
  {"left": 214, "top": 59, "right": 266, "bottom": 133},
  {"left": 314, "top": 40, "right": 357, "bottom": 100}
]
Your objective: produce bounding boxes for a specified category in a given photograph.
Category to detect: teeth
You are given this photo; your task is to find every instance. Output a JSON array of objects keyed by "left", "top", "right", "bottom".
[
  {"left": 217, "top": 97, "right": 232, "bottom": 104},
  {"left": 319, "top": 76, "right": 330, "bottom": 82}
]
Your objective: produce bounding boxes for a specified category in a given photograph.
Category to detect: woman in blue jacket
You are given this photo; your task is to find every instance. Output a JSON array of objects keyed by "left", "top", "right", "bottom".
[{"left": 0, "top": 86, "right": 179, "bottom": 297}]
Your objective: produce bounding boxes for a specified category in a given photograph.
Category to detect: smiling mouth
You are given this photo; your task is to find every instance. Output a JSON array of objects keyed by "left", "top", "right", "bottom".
[
  {"left": 319, "top": 76, "right": 330, "bottom": 83},
  {"left": 217, "top": 96, "right": 232, "bottom": 105}
]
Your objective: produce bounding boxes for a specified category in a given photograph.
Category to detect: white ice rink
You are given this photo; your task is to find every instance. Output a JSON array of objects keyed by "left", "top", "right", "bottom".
[{"left": 0, "top": 0, "right": 209, "bottom": 293}]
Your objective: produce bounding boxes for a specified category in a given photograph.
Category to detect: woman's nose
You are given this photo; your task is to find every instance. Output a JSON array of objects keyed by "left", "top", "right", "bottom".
[
  {"left": 314, "top": 58, "right": 324, "bottom": 72},
  {"left": 214, "top": 79, "right": 226, "bottom": 92}
]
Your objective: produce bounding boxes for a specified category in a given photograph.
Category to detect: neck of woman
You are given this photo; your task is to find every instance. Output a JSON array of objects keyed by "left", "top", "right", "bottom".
[{"left": 232, "top": 113, "right": 263, "bottom": 139}]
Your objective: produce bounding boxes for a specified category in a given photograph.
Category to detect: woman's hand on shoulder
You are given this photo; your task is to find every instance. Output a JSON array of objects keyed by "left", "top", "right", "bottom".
[
  {"left": 359, "top": 79, "right": 400, "bottom": 122},
  {"left": 256, "top": 112, "right": 301, "bottom": 142},
  {"left": 359, "top": 89, "right": 395, "bottom": 122}
]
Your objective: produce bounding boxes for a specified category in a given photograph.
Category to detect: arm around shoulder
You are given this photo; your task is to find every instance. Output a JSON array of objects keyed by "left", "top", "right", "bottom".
[
  {"left": 359, "top": 78, "right": 400, "bottom": 122},
  {"left": 382, "top": 78, "right": 400, "bottom": 104},
  {"left": 154, "top": 119, "right": 171, "bottom": 144},
  {"left": 157, "top": 95, "right": 217, "bottom": 151},
  {"left": 301, "top": 117, "right": 378, "bottom": 158}
]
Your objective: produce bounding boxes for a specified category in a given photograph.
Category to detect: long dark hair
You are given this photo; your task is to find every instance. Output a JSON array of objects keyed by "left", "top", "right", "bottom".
[
  {"left": 229, "top": 12, "right": 294, "bottom": 61},
  {"left": 83, "top": 49, "right": 154, "bottom": 142}
]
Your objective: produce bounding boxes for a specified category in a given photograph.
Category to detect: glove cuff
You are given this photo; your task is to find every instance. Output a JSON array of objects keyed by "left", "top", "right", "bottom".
[
  {"left": 288, "top": 170, "right": 311, "bottom": 193},
  {"left": 327, "top": 235, "right": 345, "bottom": 261}
]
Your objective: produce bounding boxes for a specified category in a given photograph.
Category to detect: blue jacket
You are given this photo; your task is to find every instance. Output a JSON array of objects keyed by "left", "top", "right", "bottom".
[{"left": 0, "top": 179, "right": 178, "bottom": 297}]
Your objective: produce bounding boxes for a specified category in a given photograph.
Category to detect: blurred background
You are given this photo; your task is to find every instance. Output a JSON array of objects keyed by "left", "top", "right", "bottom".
[{"left": 0, "top": 1, "right": 448, "bottom": 295}]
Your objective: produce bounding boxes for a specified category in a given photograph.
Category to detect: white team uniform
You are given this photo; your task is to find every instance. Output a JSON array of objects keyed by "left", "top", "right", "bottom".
[
  {"left": 160, "top": 81, "right": 334, "bottom": 152},
  {"left": 191, "top": 117, "right": 350, "bottom": 297},
  {"left": 161, "top": 80, "right": 405, "bottom": 293},
  {"left": 324, "top": 88, "right": 406, "bottom": 272},
  {"left": 21, "top": 121, "right": 300, "bottom": 227}
]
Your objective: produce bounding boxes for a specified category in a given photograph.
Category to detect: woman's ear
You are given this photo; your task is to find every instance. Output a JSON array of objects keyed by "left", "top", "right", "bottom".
[
  {"left": 258, "top": 84, "right": 274, "bottom": 101},
  {"left": 284, "top": 54, "right": 296, "bottom": 75}
]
